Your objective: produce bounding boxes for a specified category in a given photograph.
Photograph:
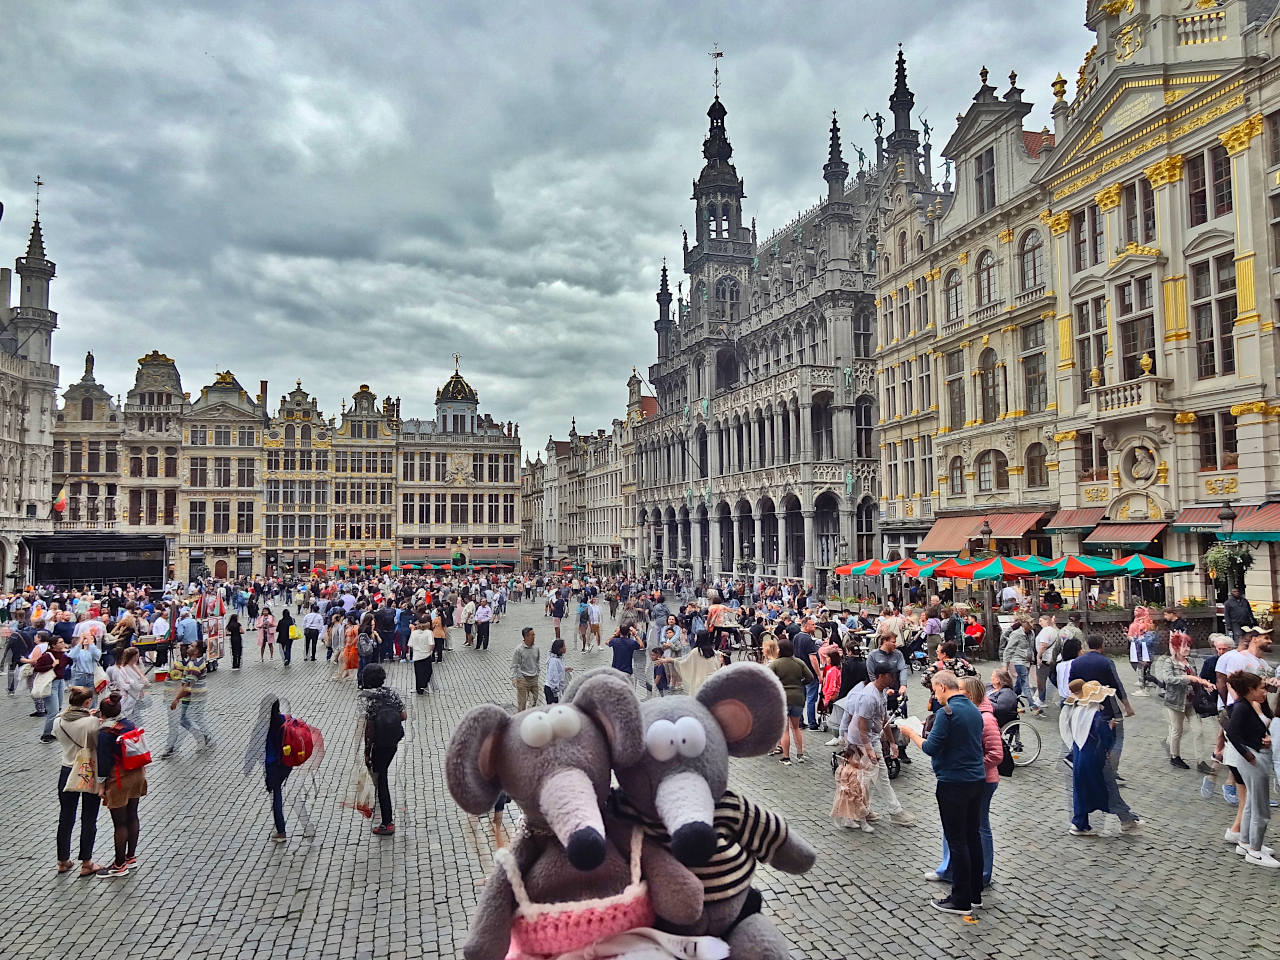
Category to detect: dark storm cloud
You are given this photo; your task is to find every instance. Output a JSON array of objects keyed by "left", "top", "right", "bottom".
[{"left": 0, "top": 0, "right": 1088, "bottom": 450}]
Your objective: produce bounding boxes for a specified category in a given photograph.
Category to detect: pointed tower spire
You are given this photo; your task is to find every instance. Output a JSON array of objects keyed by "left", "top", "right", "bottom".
[
  {"left": 13, "top": 174, "right": 57, "bottom": 364},
  {"left": 885, "top": 44, "right": 920, "bottom": 168},
  {"left": 655, "top": 258, "right": 674, "bottom": 360},
  {"left": 26, "top": 216, "right": 46, "bottom": 260},
  {"left": 823, "top": 110, "right": 849, "bottom": 200}
]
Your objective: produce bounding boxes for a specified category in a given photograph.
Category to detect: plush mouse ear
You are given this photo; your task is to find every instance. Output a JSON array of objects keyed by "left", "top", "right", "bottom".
[
  {"left": 696, "top": 662, "right": 786, "bottom": 757},
  {"left": 562, "top": 665, "right": 614, "bottom": 703},
  {"left": 572, "top": 671, "right": 645, "bottom": 767},
  {"left": 446, "top": 704, "right": 509, "bottom": 814}
]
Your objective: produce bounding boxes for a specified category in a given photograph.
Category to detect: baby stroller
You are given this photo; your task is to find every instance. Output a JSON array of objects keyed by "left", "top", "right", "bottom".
[{"left": 884, "top": 692, "right": 910, "bottom": 780}]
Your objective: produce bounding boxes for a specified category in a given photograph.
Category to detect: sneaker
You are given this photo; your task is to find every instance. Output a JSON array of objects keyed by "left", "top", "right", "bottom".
[
  {"left": 970, "top": 897, "right": 984, "bottom": 910},
  {"left": 1120, "top": 819, "right": 1143, "bottom": 835},
  {"left": 97, "top": 863, "right": 129, "bottom": 879},
  {"left": 794, "top": 754, "right": 808, "bottom": 764},
  {"left": 1223, "top": 784, "right": 1239, "bottom": 805},
  {"left": 769, "top": 746, "right": 783, "bottom": 756},
  {"left": 858, "top": 821, "right": 875, "bottom": 834},
  {"left": 899, "top": 753, "right": 912, "bottom": 764},
  {"left": 122, "top": 856, "right": 138, "bottom": 870},
  {"left": 1236, "top": 842, "right": 1275, "bottom": 856},
  {"left": 1069, "top": 826, "right": 1096, "bottom": 836},
  {"left": 825, "top": 737, "right": 842, "bottom": 747},
  {"left": 372, "top": 824, "right": 395, "bottom": 836},
  {"left": 1224, "top": 829, "right": 1243, "bottom": 843},
  {"left": 1170, "top": 757, "right": 1190, "bottom": 770},
  {"left": 777, "top": 757, "right": 791, "bottom": 765},
  {"left": 930, "top": 897, "right": 971, "bottom": 915},
  {"left": 890, "top": 811, "right": 917, "bottom": 827},
  {"left": 159, "top": 749, "right": 175, "bottom": 760},
  {"left": 1196, "top": 761, "right": 1214, "bottom": 775},
  {"left": 1246, "top": 850, "right": 1280, "bottom": 868},
  {"left": 39, "top": 734, "right": 56, "bottom": 743},
  {"left": 864, "top": 811, "right": 881, "bottom": 823},
  {"left": 1200, "top": 777, "right": 1214, "bottom": 800},
  {"left": 271, "top": 832, "right": 287, "bottom": 843},
  {"left": 922, "top": 871, "right": 945, "bottom": 882},
  {"left": 28, "top": 711, "right": 43, "bottom": 717}
]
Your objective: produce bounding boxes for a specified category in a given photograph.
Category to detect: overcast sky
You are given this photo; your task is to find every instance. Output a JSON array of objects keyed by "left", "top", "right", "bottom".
[{"left": 2, "top": 0, "right": 1091, "bottom": 455}]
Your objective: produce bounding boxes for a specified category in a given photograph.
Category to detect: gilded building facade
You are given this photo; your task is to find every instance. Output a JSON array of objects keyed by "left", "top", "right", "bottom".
[
  {"left": 263, "top": 382, "right": 331, "bottom": 576},
  {"left": 330, "top": 385, "right": 398, "bottom": 570}
]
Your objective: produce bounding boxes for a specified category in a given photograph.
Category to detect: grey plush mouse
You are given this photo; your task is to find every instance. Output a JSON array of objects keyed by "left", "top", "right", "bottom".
[
  {"left": 592, "top": 662, "right": 817, "bottom": 960},
  {"left": 446, "top": 671, "right": 706, "bottom": 960}
]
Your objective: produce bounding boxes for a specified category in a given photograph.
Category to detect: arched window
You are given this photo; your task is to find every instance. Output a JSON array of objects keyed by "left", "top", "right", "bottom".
[
  {"left": 978, "top": 348, "right": 1000, "bottom": 423},
  {"left": 917, "top": 234, "right": 925, "bottom": 253},
  {"left": 944, "top": 270, "right": 964, "bottom": 324},
  {"left": 782, "top": 333, "right": 792, "bottom": 366},
  {"left": 707, "top": 202, "right": 719, "bottom": 239},
  {"left": 284, "top": 424, "right": 295, "bottom": 446},
  {"left": 975, "top": 250, "right": 997, "bottom": 306},
  {"left": 948, "top": 456, "right": 965, "bottom": 495},
  {"left": 898, "top": 232, "right": 908, "bottom": 265},
  {"left": 300, "top": 424, "right": 312, "bottom": 447},
  {"left": 1026, "top": 442, "right": 1048, "bottom": 488},
  {"left": 855, "top": 397, "right": 874, "bottom": 458},
  {"left": 80, "top": 397, "right": 93, "bottom": 421},
  {"left": 692, "top": 281, "right": 706, "bottom": 324},
  {"left": 714, "top": 276, "right": 740, "bottom": 322},
  {"left": 977, "top": 450, "right": 1010, "bottom": 492},
  {"left": 1019, "top": 231, "right": 1044, "bottom": 291}
]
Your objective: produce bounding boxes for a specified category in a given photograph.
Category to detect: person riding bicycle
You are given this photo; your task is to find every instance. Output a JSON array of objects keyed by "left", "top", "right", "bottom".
[{"left": 987, "top": 669, "right": 1019, "bottom": 728}]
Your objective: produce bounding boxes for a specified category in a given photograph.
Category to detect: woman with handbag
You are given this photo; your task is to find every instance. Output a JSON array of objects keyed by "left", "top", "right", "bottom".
[
  {"left": 95, "top": 694, "right": 148, "bottom": 878},
  {"left": 1153, "top": 630, "right": 1216, "bottom": 771},
  {"left": 107, "top": 647, "right": 149, "bottom": 725},
  {"left": 52, "top": 685, "right": 103, "bottom": 876},
  {"left": 256, "top": 606, "right": 277, "bottom": 662}
]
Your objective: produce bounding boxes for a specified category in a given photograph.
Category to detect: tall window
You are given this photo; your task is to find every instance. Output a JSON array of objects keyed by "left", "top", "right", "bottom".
[
  {"left": 852, "top": 309, "right": 872, "bottom": 357},
  {"left": 189, "top": 500, "right": 207, "bottom": 534},
  {"left": 855, "top": 498, "right": 875, "bottom": 558},
  {"left": 1187, "top": 145, "right": 1232, "bottom": 227},
  {"left": 237, "top": 458, "right": 254, "bottom": 487},
  {"left": 919, "top": 353, "right": 933, "bottom": 411},
  {"left": 1075, "top": 294, "right": 1109, "bottom": 400},
  {"left": 921, "top": 435, "right": 934, "bottom": 496},
  {"left": 1018, "top": 231, "right": 1044, "bottom": 291},
  {"left": 213, "top": 426, "right": 231, "bottom": 446},
  {"left": 212, "top": 500, "right": 230, "bottom": 534},
  {"left": 714, "top": 277, "right": 740, "bottom": 322},
  {"left": 1198, "top": 412, "right": 1238, "bottom": 471},
  {"left": 976, "top": 450, "right": 1009, "bottom": 492},
  {"left": 975, "top": 251, "right": 997, "bottom": 306},
  {"left": 978, "top": 349, "right": 1000, "bottom": 423},
  {"left": 948, "top": 456, "right": 965, "bottom": 495},
  {"left": 1122, "top": 179, "right": 1156, "bottom": 245},
  {"left": 1021, "top": 321, "right": 1047, "bottom": 413},
  {"left": 884, "top": 366, "right": 897, "bottom": 419},
  {"left": 214, "top": 456, "right": 231, "bottom": 487},
  {"left": 1073, "top": 203, "right": 1104, "bottom": 271},
  {"left": 1078, "top": 430, "right": 1109, "bottom": 482},
  {"left": 855, "top": 397, "right": 874, "bottom": 458},
  {"left": 190, "top": 457, "right": 208, "bottom": 487},
  {"left": 975, "top": 147, "right": 996, "bottom": 214},
  {"left": 945, "top": 350, "right": 966, "bottom": 429},
  {"left": 1026, "top": 443, "right": 1048, "bottom": 488},
  {"left": 1191, "top": 253, "right": 1237, "bottom": 379},
  {"left": 1116, "top": 274, "right": 1156, "bottom": 380},
  {"left": 944, "top": 270, "right": 964, "bottom": 326},
  {"left": 886, "top": 444, "right": 899, "bottom": 500}
]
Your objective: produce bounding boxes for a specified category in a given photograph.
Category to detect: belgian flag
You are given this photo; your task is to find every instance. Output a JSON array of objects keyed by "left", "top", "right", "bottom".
[{"left": 53, "top": 486, "right": 67, "bottom": 513}]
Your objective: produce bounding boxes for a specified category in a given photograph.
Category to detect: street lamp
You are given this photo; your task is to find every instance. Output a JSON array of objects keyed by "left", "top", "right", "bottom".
[{"left": 1218, "top": 501, "right": 1237, "bottom": 538}]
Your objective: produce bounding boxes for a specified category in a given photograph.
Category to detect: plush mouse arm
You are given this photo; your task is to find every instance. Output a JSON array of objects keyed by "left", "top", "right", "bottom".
[
  {"left": 605, "top": 816, "right": 704, "bottom": 927},
  {"left": 728, "top": 791, "right": 816, "bottom": 876},
  {"left": 462, "top": 835, "right": 533, "bottom": 960},
  {"left": 761, "top": 821, "right": 816, "bottom": 875}
]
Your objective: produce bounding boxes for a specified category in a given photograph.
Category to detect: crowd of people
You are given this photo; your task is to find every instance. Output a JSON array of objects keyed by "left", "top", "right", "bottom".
[{"left": 4, "top": 568, "right": 1278, "bottom": 908}]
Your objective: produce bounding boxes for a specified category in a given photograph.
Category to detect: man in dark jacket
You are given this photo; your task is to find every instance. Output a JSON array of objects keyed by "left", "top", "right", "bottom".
[
  {"left": 1223, "top": 588, "right": 1255, "bottom": 647},
  {"left": 374, "top": 602, "right": 397, "bottom": 661}
]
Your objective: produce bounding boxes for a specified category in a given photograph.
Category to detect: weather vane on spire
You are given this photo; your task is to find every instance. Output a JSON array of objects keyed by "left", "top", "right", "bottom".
[
  {"left": 33, "top": 174, "right": 43, "bottom": 218},
  {"left": 709, "top": 42, "right": 723, "bottom": 97},
  {"left": 452, "top": 352, "right": 461, "bottom": 373}
]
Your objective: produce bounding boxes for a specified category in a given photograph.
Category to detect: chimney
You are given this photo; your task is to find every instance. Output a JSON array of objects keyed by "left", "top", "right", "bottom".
[
  {"left": 0, "top": 268, "right": 9, "bottom": 311},
  {"left": 259, "top": 380, "right": 268, "bottom": 418}
]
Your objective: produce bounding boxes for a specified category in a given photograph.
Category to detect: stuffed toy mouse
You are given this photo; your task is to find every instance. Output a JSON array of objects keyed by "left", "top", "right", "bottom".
[
  {"left": 582, "top": 662, "right": 817, "bottom": 960},
  {"left": 447, "top": 671, "right": 720, "bottom": 960}
]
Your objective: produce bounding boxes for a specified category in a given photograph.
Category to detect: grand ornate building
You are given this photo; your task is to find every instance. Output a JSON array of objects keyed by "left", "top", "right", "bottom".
[
  {"left": 874, "top": 0, "right": 1280, "bottom": 606},
  {"left": 0, "top": 215, "right": 59, "bottom": 585},
  {"left": 263, "top": 382, "right": 331, "bottom": 577},
  {"left": 633, "top": 73, "right": 891, "bottom": 591},
  {"left": 332, "top": 385, "right": 398, "bottom": 571}
]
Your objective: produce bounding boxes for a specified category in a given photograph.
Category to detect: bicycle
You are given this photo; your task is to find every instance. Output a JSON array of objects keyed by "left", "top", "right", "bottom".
[{"left": 1000, "top": 717, "right": 1042, "bottom": 766}]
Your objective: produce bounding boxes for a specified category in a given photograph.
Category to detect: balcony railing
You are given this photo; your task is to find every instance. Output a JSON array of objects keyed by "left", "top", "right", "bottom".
[
  {"left": 1089, "top": 376, "right": 1171, "bottom": 417},
  {"left": 54, "top": 520, "right": 119, "bottom": 531}
]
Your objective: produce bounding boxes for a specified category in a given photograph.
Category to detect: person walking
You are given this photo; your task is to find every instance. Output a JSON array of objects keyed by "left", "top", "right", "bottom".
[
  {"left": 1069, "top": 638, "right": 1142, "bottom": 832},
  {"left": 431, "top": 605, "right": 447, "bottom": 663},
  {"left": 474, "top": 598, "right": 493, "bottom": 651},
  {"left": 106, "top": 647, "right": 148, "bottom": 726},
  {"left": 1224, "top": 671, "right": 1277, "bottom": 867},
  {"left": 301, "top": 605, "right": 324, "bottom": 662},
  {"left": 511, "top": 626, "right": 541, "bottom": 711},
  {"left": 544, "top": 638, "right": 569, "bottom": 704},
  {"left": 36, "top": 636, "right": 71, "bottom": 743},
  {"left": 243, "top": 695, "right": 315, "bottom": 843},
  {"left": 1060, "top": 679, "right": 1118, "bottom": 837},
  {"left": 359, "top": 664, "right": 405, "bottom": 836},
  {"left": 66, "top": 634, "right": 101, "bottom": 703},
  {"left": 836, "top": 664, "right": 916, "bottom": 829},
  {"left": 899, "top": 670, "right": 987, "bottom": 915},
  {"left": 999, "top": 615, "right": 1035, "bottom": 709},
  {"left": 767, "top": 635, "right": 817, "bottom": 765},
  {"left": 1223, "top": 587, "right": 1256, "bottom": 646},
  {"left": 277, "top": 608, "right": 296, "bottom": 666},
  {"left": 52, "top": 685, "right": 103, "bottom": 876},
  {"left": 1127, "top": 606, "right": 1157, "bottom": 695},
  {"left": 408, "top": 618, "right": 435, "bottom": 694},
  {"left": 94, "top": 694, "right": 147, "bottom": 877},
  {"left": 160, "top": 641, "right": 214, "bottom": 758},
  {"left": 257, "top": 606, "right": 277, "bottom": 662},
  {"left": 227, "top": 614, "right": 244, "bottom": 670},
  {"left": 1153, "top": 630, "right": 1215, "bottom": 770}
]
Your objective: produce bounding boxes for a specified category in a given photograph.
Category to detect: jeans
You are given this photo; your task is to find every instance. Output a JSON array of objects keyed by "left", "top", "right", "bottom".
[
  {"left": 57, "top": 765, "right": 101, "bottom": 862},
  {"left": 372, "top": 765, "right": 393, "bottom": 827},
  {"left": 280, "top": 636, "right": 294, "bottom": 665},
  {"left": 935, "top": 780, "right": 984, "bottom": 909},
  {"left": 304, "top": 628, "right": 319, "bottom": 660},
  {"left": 1102, "top": 718, "right": 1137, "bottom": 823},
  {"left": 1034, "top": 663, "right": 1055, "bottom": 706},
  {"left": 377, "top": 629, "right": 395, "bottom": 661},
  {"left": 166, "top": 700, "right": 213, "bottom": 751},
  {"left": 936, "top": 780, "right": 996, "bottom": 887},
  {"left": 867, "top": 742, "right": 904, "bottom": 815},
  {"left": 1013, "top": 664, "right": 1032, "bottom": 704},
  {"left": 42, "top": 678, "right": 67, "bottom": 735},
  {"left": 803, "top": 679, "right": 820, "bottom": 728},
  {"left": 1237, "top": 748, "right": 1273, "bottom": 852},
  {"left": 271, "top": 784, "right": 286, "bottom": 835}
]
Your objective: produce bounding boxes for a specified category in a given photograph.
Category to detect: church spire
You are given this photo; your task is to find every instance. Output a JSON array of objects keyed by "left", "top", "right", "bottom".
[
  {"left": 655, "top": 259, "right": 674, "bottom": 360},
  {"left": 823, "top": 111, "right": 849, "bottom": 199},
  {"left": 26, "top": 216, "right": 46, "bottom": 260},
  {"left": 885, "top": 44, "right": 920, "bottom": 166}
]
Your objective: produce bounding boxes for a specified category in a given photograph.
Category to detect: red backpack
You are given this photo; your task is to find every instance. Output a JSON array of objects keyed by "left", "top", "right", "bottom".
[
  {"left": 115, "top": 726, "right": 152, "bottom": 784},
  {"left": 281, "top": 715, "right": 316, "bottom": 768}
]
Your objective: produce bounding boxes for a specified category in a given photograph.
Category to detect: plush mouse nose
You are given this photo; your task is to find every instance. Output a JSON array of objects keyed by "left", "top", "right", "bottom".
[
  {"left": 566, "top": 827, "right": 608, "bottom": 870},
  {"left": 671, "top": 821, "right": 718, "bottom": 866}
]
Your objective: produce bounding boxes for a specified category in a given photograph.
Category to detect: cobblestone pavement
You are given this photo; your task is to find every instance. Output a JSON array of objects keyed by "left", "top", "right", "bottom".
[{"left": 2, "top": 603, "right": 1276, "bottom": 960}]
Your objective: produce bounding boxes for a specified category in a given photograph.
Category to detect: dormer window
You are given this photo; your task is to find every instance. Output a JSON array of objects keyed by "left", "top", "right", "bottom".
[{"left": 975, "top": 147, "right": 996, "bottom": 214}]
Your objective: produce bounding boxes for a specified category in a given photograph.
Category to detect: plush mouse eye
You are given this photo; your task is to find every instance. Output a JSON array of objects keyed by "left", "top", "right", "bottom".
[
  {"left": 674, "top": 716, "right": 706, "bottom": 758},
  {"left": 520, "top": 711, "right": 554, "bottom": 748},
  {"left": 548, "top": 705, "right": 582, "bottom": 739},
  {"left": 644, "top": 719, "right": 678, "bottom": 762}
]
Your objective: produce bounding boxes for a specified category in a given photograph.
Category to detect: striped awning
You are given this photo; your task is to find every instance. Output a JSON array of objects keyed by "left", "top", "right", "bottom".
[
  {"left": 916, "top": 512, "right": 1047, "bottom": 555},
  {"left": 1045, "top": 507, "right": 1107, "bottom": 532},
  {"left": 1219, "top": 502, "right": 1280, "bottom": 542},
  {"left": 1083, "top": 522, "right": 1167, "bottom": 548}
]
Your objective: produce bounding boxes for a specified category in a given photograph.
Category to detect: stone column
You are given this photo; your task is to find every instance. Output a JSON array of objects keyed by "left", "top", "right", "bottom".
[
  {"left": 778, "top": 513, "right": 790, "bottom": 580},
  {"left": 773, "top": 408, "right": 785, "bottom": 464},
  {"left": 691, "top": 513, "right": 703, "bottom": 579},
  {"left": 799, "top": 402, "right": 813, "bottom": 461},
  {"left": 709, "top": 511, "right": 722, "bottom": 577},
  {"left": 709, "top": 425, "right": 720, "bottom": 478},
  {"left": 731, "top": 511, "right": 743, "bottom": 577},
  {"left": 802, "top": 508, "right": 816, "bottom": 584},
  {"left": 753, "top": 512, "right": 764, "bottom": 583}
]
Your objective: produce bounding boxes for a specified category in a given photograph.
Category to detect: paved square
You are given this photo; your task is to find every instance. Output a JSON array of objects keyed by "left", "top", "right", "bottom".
[{"left": 2, "top": 603, "right": 1273, "bottom": 959}]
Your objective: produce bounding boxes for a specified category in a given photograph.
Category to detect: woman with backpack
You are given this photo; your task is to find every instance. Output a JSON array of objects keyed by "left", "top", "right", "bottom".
[
  {"left": 358, "top": 664, "right": 405, "bottom": 836},
  {"left": 52, "top": 685, "right": 103, "bottom": 876},
  {"left": 243, "top": 695, "right": 318, "bottom": 843},
  {"left": 256, "top": 606, "right": 277, "bottom": 662},
  {"left": 95, "top": 694, "right": 148, "bottom": 878}
]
